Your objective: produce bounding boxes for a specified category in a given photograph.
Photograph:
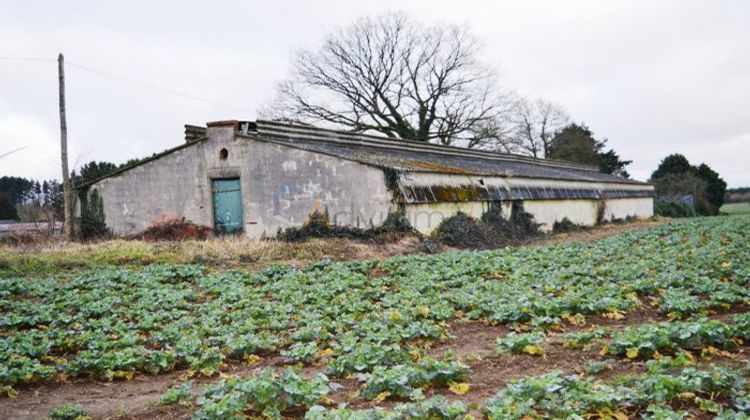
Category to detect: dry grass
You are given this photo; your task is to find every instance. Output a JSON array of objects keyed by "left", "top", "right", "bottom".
[
  {"left": 0, "top": 218, "right": 667, "bottom": 278},
  {"left": 0, "top": 235, "right": 426, "bottom": 277}
]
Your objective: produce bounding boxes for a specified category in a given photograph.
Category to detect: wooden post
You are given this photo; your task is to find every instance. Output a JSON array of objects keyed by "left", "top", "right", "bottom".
[{"left": 58, "top": 53, "right": 74, "bottom": 240}]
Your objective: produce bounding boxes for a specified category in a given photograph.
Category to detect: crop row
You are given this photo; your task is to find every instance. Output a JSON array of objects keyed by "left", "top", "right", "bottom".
[
  {"left": 159, "top": 356, "right": 750, "bottom": 419},
  {"left": 1, "top": 217, "right": 748, "bottom": 391},
  {"left": 497, "top": 313, "right": 750, "bottom": 358}
]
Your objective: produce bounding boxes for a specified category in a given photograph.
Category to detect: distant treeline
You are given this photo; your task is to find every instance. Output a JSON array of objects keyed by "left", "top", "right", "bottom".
[
  {"left": 0, "top": 159, "right": 140, "bottom": 222},
  {"left": 726, "top": 187, "right": 750, "bottom": 204},
  {"left": 0, "top": 176, "right": 64, "bottom": 223}
]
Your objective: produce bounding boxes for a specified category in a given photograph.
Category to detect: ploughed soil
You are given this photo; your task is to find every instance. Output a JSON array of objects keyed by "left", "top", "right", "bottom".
[
  {"left": 3, "top": 299, "right": 748, "bottom": 419},
  {"left": 1, "top": 218, "right": 717, "bottom": 420}
]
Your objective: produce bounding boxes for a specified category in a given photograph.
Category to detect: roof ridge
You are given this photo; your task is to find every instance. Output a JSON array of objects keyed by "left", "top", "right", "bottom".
[{"left": 253, "top": 119, "right": 602, "bottom": 173}]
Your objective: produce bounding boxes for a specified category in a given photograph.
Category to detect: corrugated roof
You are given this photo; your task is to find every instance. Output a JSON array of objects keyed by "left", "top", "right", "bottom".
[
  {"left": 247, "top": 120, "right": 649, "bottom": 185},
  {"left": 84, "top": 119, "right": 651, "bottom": 189}
]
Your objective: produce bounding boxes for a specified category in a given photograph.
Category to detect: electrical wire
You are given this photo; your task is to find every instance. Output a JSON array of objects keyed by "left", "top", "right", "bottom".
[
  {"left": 0, "top": 146, "right": 28, "bottom": 160},
  {"left": 0, "top": 55, "right": 252, "bottom": 112}
]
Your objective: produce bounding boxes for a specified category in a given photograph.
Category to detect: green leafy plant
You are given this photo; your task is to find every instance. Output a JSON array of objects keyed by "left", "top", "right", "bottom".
[
  {"left": 358, "top": 357, "right": 469, "bottom": 400},
  {"left": 495, "top": 332, "right": 546, "bottom": 356},
  {"left": 161, "top": 381, "right": 192, "bottom": 405},
  {"left": 560, "top": 328, "right": 609, "bottom": 349},
  {"left": 194, "top": 369, "right": 335, "bottom": 419},
  {"left": 48, "top": 403, "right": 90, "bottom": 420},
  {"left": 607, "top": 318, "right": 737, "bottom": 359}
]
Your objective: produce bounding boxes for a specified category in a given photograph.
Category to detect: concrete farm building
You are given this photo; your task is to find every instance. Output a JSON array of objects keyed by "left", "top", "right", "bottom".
[{"left": 83, "top": 120, "right": 654, "bottom": 237}]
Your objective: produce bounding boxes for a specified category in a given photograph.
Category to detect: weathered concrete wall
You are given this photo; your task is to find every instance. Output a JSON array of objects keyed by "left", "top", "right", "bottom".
[
  {"left": 399, "top": 171, "right": 654, "bottom": 234},
  {"left": 90, "top": 144, "right": 210, "bottom": 235},
  {"left": 405, "top": 201, "right": 510, "bottom": 233},
  {"left": 90, "top": 125, "right": 393, "bottom": 238},
  {"left": 90, "top": 123, "right": 651, "bottom": 238},
  {"left": 406, "top": 196, "right": 653, "bottom": 234},
  {"left": 522, "top": 199, "right": 600, "bottom": 229},
  {"left": 240, "top": 139, "right": 392, "bottom": 238},
  {"left": 603, "top": 197, "right": 654, "bottom": 221}
]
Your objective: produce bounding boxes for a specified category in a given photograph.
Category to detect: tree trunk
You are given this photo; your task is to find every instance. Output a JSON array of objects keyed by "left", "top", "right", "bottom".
[{"left": 58, "top": 53, "right": 75, "bottom": 240}]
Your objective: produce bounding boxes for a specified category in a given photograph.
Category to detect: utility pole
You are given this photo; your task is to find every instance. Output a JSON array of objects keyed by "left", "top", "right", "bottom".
[{"left": 58, "top": 53, "right": 74, "bottom": 240}]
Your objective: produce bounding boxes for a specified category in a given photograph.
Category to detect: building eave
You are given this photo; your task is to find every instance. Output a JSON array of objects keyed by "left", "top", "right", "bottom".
[{"left": 77, "top": 137, "right": 208, "bottom": 190}]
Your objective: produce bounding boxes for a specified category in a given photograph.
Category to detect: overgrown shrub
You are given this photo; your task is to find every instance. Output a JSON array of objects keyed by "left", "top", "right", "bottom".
[
  {"left": 595, "top": 199, "right": 607, "bottom": 225},
  {"left": 276, "top": 209, "right": 414, "bottom": 242},
  {"left": 129, "top": 216, "right": 213, "bottom": 241},
  {"left": 419, "top": 237, "right": 442, "bottom": 254},
  {"left": 433, "top": 202, "right": 541, "bottom": 249},
  {"left": 80, "top": 190, "right": 109, "bottom": 239},
  {"left": 509, "top": 201, "right": 541, "bottom": 236},
  {"left": 0, "top": 232, "right": 56, "bottom": 246},
  {"left": 432, "top": 212, "right": 491, "bottom": 249},
  {"left": 553, "top": 217, "right": 585, "bottom": 233},
  {"left": 654, "top": 199, "right": 696, "bottom": 218},
  {"left": 377, "top": 211, "right": 414, "bottom": 233},
  {"left": 480, "top": 201, "right": 509, "bottom": 226}
]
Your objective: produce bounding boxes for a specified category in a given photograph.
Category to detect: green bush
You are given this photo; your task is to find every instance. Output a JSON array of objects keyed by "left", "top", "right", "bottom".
[
  {"left": 80, "top": 189, "right": 110, "bottom": 239},
  {"left": 654, "top": 199, "right": 696, "bottom": 218},
  {"left": 359, "top": 357, "right": 469, "bottom": 400}
]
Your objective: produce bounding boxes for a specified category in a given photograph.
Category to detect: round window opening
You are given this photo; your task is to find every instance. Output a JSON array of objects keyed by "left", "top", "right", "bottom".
[{"left": 219, "top": 148, "right": 228, "bottom": 160}]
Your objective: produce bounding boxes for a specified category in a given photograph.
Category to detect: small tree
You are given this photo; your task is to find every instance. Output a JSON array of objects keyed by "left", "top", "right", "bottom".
[
  {"left": 72, "top": 161, "right": 118, "bottom": 188},
  {"left": 649, "top": 155, "right": 726, "bottom": 216},
  {"left": 548, "top": 124, "right": 599, "bottom": 165},
  {"left": 696, "top": 163, "right": 727, "bottom": 211},
  {"left": 547, "top": 123, "right": 631, "bottom": 177},
  {"left": 650, "top": 154, "right": 693, "bottom": 180},
  {"left": 80, "top": 189, "right": 109, "bottom": 239},
  {"left": 0, "top": 193, "right": 18, "bottom": 220},
  {"left": 597, "top": 147, "right": 631, "bottom": 178}
]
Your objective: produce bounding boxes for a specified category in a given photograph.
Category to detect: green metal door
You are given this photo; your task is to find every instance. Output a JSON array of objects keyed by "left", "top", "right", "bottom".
[{"left": 212, "top": 178, "right": 243, "bottom": 234}]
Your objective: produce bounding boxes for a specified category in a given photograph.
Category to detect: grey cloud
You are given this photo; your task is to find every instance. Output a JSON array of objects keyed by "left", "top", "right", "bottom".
[{"left": 1, "top": 0, "right": 747, "bottom": 186}]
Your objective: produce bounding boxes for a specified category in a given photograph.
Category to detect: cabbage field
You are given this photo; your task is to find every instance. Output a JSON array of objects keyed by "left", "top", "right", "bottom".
[{"left": 1, "top": 216, "right": 749, "bottom": 419}]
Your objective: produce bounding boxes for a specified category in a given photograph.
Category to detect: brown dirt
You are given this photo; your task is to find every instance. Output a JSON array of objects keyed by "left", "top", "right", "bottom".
[
  {"left": 429, "top": 321, "right": 511, "bottom": 358},
  {"left": 6, "top": 307, "right": 748, "bottom": 419},
  {"left": 583, "top": 300, "right": 667, "bottom": 329},
  {"left": 0, "top": 371, "right": 186, "bottom": 419},
  {"left": 0, "top": 218, "right": 707, "bottom": 420}
]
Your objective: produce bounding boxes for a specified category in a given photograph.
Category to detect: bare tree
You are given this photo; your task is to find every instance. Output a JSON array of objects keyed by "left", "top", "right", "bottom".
[
  {"left": 264, "top": 13, "right": 513, "bottom": 148},
  {"left": 506, "top": 98, "right": 569, "bottom": 158}
]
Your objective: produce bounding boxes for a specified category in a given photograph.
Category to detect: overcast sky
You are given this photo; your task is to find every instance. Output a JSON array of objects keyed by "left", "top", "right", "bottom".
[{"left": 1, "top": 1, "right": 748, "bottom": 186}]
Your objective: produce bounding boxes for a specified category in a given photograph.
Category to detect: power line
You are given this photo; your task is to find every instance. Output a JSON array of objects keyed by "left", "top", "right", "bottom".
[
  {"left": 0, "top": 55, "right": 252, "bottom": 113},
  {"left": 65, "top": 61, "right": 253, "bottom": 112},
  {"left": 0, "top": 146, "right": 28, "bottom": 160}
]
